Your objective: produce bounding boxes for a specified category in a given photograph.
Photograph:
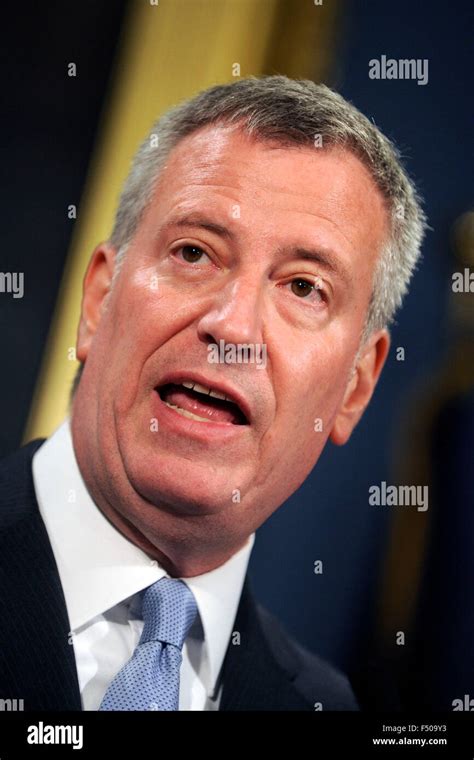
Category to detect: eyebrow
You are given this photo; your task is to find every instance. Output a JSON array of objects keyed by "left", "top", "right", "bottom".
[
  {"left": 159, "top": 214, "right": 350, "bottom": 284},
  {"left": 159, "top": 214, "right": 234, "bottom": 240}
]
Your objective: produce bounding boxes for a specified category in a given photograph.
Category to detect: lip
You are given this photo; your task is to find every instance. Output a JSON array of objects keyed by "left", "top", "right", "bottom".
[
  {"left": 155, "top": 370, "right": 253, "bottom": 425},
  {"left": 152, "top": 390, "right": 249, "bottom": 443}
]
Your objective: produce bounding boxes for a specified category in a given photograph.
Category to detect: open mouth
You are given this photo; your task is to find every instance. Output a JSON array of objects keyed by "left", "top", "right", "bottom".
[{"left": 156, "top": 381, "right": 248, "bottom": 425}]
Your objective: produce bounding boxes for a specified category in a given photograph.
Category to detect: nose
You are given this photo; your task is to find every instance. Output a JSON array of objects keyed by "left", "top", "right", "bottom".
[{"left": 197, "top": 277, "right": 264, "bottom": 348}]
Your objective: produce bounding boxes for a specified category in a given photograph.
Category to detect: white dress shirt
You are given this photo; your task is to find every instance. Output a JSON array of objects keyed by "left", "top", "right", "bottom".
[{"left": 32, "top": 420, "right": 254, "bottom": 711}]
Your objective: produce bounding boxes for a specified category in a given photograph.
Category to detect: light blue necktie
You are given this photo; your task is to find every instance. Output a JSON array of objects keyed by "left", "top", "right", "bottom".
[{"left": 99, "top": 577, "right": 198, "bottom": 711}]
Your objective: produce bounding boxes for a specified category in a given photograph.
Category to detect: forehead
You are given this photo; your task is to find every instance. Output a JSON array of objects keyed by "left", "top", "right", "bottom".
[{"left": 141, "top": 124, "right": 388, "bottom": 260}]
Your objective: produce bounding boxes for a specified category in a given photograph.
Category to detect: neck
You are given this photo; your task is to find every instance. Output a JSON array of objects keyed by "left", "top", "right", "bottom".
[{"left": 95, "top": 500, "right": 249, "bottom": 577}]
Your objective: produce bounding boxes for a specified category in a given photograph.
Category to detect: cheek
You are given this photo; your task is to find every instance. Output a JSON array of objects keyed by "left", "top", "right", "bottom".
[
  {"left": 270, "top": 337, "right": 351, "bottom": 449},
  {"left": 257, "top": 372, "right": 345, "bottom": 499},
  {"left": 108, "top": 269, "right": 185, "bottom": 353}
]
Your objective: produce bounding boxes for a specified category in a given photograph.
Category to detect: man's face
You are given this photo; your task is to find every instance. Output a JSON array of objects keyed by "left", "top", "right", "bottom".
[{"left": 73, "top": 125, "right": 389, "bottom": 571}]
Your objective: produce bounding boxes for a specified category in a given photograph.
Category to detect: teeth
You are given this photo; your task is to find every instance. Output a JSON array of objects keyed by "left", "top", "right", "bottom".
[
  {"left": 164, "top": 402, "right": 213, "bottom": 423},
  {"left": 210, "top": 388, "right": 228, "bottom": 401},
  {"left": 180, "top": 380, "right": 229, "bottom": 402}
]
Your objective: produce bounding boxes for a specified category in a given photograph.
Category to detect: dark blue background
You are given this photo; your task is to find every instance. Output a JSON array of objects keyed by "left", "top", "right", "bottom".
[
  {"left": 0, "top": 0, "right": 471, "bottom": 703},
  {"left": 251, "top": 0, "right": 473, "bottom": 674}
]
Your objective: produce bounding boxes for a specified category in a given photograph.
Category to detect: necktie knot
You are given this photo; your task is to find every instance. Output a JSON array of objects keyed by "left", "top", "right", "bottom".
[
  {"left": 99, "top": 577, "right": 198, "bottom": 710},
  {"left": 140, "top": 577, "right": 197, "bottom": 649}
]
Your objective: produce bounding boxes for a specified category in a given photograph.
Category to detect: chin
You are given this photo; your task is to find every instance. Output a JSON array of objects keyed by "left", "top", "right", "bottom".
[
  {"left": 117, "top": 420, "right": 252, "bottom": 513},
  {"left": 126, "top": 454, "right": 242, "bottom": 517}
]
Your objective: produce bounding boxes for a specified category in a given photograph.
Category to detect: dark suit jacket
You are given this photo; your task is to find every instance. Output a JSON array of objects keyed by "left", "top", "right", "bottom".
[{"left": 0, "top": 440, "right": 358, "bottom": 711}]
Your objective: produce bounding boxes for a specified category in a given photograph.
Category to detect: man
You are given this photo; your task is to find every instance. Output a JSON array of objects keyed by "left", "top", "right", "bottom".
[{"left": 0, "top": 76, "right": 425, "bottom": 711}]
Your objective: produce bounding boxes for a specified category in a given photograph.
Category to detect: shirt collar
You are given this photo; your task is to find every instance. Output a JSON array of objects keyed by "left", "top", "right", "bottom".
[{"left": 32, "top": 419, "right": 254, "bottom": 696}]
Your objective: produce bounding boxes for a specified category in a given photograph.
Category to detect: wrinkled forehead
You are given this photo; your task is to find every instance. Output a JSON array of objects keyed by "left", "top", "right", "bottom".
[{"left": 137, "top": 124, "right": 389, "bottom": 264}]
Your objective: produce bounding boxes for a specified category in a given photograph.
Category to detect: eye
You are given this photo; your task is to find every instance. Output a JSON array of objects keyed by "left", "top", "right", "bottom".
[
  {"left": 176, "top": 245, "right": 210, "bottom": 264},
  {"left": 288, "top": 277, "right": 326, "bottom": 303}
]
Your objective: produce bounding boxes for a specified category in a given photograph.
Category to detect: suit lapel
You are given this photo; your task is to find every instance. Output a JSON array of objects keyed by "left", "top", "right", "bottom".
[
  {"left": 219, "top": 579, "right": 312, "bottom": 710},
  {"left": 0, "top": 440, "right": 82, "bottom": 710},
  {"left": 0, "top": 440, "right": 311, "bottom": 712}
]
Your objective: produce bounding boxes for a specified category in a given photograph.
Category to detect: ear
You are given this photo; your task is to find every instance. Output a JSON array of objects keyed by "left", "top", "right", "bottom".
[
  {"left": 76, "top": 242, "right": 116, "bottom": 362},
  {"left": 329, "top": 328, "right": 390, "bottom": 446}
]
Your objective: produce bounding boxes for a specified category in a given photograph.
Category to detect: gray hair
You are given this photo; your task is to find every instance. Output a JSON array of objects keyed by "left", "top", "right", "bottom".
[
  {"left": 110, "top": 75, "right": 426, "bottom": 341},
  {"left": 72, "top": 76, "right": 427, "bottom": 400}
]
